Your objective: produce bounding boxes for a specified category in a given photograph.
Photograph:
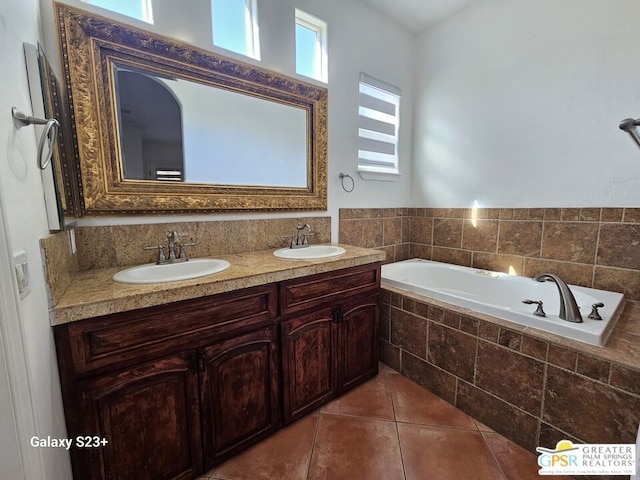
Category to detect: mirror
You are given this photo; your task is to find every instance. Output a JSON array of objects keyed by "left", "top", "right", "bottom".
[
  {"left": 114, "top": 64, "right": 308, "bottom": 187},
  {"left": 56, "top": 3, "right": 328, "bottom": 214}
]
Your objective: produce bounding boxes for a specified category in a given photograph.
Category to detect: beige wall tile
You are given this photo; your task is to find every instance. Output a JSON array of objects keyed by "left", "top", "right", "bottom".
[
  {"left": 432, "top": 247, "right": 472, "bottom": 266},
  {"left": 462, "top": 219, "right": 498, "bottom": 253},
  {"left": 433, "top": 218, "right": 463, "bottom": 248},
  {"left": 593, "top": 266, "right": 640, "bottom": 301},
  {"left": 543, "top": 208, "right": 561, "bottom": 221},
  {"left": 410, "top": 217, "right": 432, "bottom": 245},
  {"left": 472, "top": 253, "right": 524, "bottom": 275},
  {"left": 601, "top": 208, "right": 624, "bottom": 222},
  {"left": 624, "top": 208, "right": 640, "bottom": 223},
  {"left": 597, "top": 223, "right": 640, "bottom": 269},
  {"left": 541, "top": 222, "right": 598, "bottom": 263},
  {"left": 383, "top": 217, "right": 402, "bottom": 245},
  {"left": 523, "top": 258, "right": 593, "bottom": 288},
  {"left": 498, "top": 221, "right": 543, "bottom": 257},
  {"left": 579, "top": 208, "right": 601, "bottom": 222}
]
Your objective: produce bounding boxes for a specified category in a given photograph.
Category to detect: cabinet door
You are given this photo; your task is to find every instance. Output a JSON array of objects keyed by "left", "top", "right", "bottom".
[
  {"left": 200, "top": 326, "right": 281, "bottom": 468},
  {"left": 340, "top": 295, "right": 379, "bottom": 392},
  {"left": 75, "top": 353, "right": 202, "bottom": 480},
  {"left": 281, "top": 307, "right": 338, "bottom": 423}
]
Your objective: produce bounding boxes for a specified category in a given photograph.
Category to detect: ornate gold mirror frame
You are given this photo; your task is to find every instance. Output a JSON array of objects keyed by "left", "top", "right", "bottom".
[{"left": 55, "top": 3, "right": 328, "bottom": 214}]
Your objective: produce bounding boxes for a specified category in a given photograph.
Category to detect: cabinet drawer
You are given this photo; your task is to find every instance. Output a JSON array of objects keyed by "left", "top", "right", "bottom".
[
  {"left": 279, "top": 263, "right": 380, "bottom": 315},
  {"left": 56, "top": 284, "right": 277, "bottom": 376}
]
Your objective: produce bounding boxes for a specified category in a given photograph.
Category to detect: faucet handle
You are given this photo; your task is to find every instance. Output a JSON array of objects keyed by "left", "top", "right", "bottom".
[
  {"left": 522, "top": 299, "right": 546, "bottom": 317},
  {"left": 283, "top": 234, "right": 296, "bottom": 248},
  {"left": 587, "top": 302, "right": 604, "bottom": 320},
  {"left": 143, "top": 245, "right": 167, "bottom": 264},
  {"left": 177, "top": 242, "right": 197, "bottom": 260}
]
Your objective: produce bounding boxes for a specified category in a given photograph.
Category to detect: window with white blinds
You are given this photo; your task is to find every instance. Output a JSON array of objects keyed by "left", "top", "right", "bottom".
[{"left": 357, "top": 73, "right": 401, "bottom": 178}]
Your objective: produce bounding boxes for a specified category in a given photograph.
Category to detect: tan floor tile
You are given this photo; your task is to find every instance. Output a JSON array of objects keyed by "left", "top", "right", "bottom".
[
  {"left": 398, "top": 423, "right": 505, "bottom": 480},
  {"left": 389, "top": 373, "right": 477, "bottom": 429},
  {"left": 208, "top": 413, "right": 317, "bottom": 480},
  {"left": 482, "top": 432, "right": 575, "bottom": 480},
  {"left": 378, "top": 361, "right": 398, "bottom": 375},
  {"left": 320, "top": 372, "right": 395, "bottom": 420},
  {"left": 475, "top": 418, "right": 495, "bottom": 432},
  {"left": 307, "top": 414, "right": 404, "bottom": 480}
]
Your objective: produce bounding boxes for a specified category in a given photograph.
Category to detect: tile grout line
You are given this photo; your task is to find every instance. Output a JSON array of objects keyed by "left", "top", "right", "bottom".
[
  {"left": 591, "top": 219, "right": 602, "bottom": 288},
  {"left": 478, "top": 431, "right": 509, "bottom": 480},
  {"left": 536, "top": 347, "right": 550, "bottom": 450},
  {"left": 304, "top": 412, "right": 322, "bottom": 480},
  {"left": 386, "top": 370, "right": 409, "bottom": 480}
]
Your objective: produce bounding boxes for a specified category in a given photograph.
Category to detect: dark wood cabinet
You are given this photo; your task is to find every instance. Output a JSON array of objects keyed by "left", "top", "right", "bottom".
[
  {"left": 280, "top": 264, "right": 380, "bottom": 424},
  {"left": 55, "top": 284, "right": 279, "bottom": 480},
  {"left": 54, "top": 263, "right": 380, "bottom": 479},
  {"left": 76, "top": 353, "right": 201, "bottom": 480},
  {"left": 280, "top": 307, "right": 339, "bottom": 421},
  {"left": 200, "top": 326, "right": 281, "bottom": 468},
  {"left": 340, "top": 295, "right": 379, "bottom": 391}
]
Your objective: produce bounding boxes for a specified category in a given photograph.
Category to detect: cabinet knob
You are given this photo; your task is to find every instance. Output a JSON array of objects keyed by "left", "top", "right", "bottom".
[{"left": 332, "top": 307, "right": 343, "bottom": 323}]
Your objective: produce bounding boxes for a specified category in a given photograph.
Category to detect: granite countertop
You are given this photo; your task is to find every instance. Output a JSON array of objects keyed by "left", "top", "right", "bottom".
[{"left": 50, "top": 244, "right": 385, "bottom": 326}]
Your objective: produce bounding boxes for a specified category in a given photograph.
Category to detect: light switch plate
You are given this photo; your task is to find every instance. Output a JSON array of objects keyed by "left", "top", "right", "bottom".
[{"left": 13, "top": 251, "right": 30, "bottom": 299}]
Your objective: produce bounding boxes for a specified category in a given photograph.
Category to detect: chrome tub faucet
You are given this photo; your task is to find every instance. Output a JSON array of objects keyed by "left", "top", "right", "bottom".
[{"left": 534, "top": 273, "right": 583, "bottom": 323}]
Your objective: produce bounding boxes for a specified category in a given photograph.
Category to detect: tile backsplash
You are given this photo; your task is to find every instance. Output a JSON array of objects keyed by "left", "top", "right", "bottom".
[
  {"left": 41, "top": 216, "right": 331, "bottom": 305},
  {"left": 74, "top": 217, "right": 331, "bottom": 271},
  {"left": 340, "top": 207, "right": 640, "bottom": 301},
  {"left": 339, "top": 208, "right": 411, "bottom": 264}
]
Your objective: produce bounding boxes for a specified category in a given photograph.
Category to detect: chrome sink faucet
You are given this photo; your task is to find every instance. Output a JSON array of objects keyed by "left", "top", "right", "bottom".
[
  {"left": 286, "top": 223, "right": 314, "bottom": 249},
  {"left": 167, "top": 230, "right": 179, "bottom": 261},
  {"left": 144, "top": 230, "right": 197, "bottom": 265},
  {"left": 534, "top": 273, "right": 583, "bottom": 323}
]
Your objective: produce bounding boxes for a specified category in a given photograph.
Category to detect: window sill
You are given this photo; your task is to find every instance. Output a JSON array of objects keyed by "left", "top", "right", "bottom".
[{"left": 357, "top": 170, "right": 400, "bottom": 182}]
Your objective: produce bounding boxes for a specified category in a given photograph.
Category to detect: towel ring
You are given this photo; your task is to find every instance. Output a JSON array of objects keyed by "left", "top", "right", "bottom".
[
  {"left": 11, "top": 107, "right": 60, "bottom": 170},
  {"left": 339, "top": 173, "right": 355, "bottom": 193}
]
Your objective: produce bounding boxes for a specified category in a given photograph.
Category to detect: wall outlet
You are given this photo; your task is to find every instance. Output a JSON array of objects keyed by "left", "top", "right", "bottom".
[{"left": 13, "top": 251, "right": 30, "bottom": 299}]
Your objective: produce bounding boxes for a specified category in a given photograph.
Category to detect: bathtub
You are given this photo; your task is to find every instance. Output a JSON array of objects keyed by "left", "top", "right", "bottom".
[{"left": 381, "top": 259, "right": 625, "bottom": 346}]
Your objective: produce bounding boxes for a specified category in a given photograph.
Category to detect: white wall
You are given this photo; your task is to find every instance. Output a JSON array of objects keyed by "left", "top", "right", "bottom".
[
  {"left": 40, "top": 0, "right": 416, "bottom": 240},
  {"left": 0, "top": 0, "right": 72, "bottom": 478},
  {"left": 412, "top": 0, "right": 640, "bottom": 208}
]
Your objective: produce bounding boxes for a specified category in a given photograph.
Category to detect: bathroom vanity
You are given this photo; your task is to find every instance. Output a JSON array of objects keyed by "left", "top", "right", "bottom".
[{"left": 51, "top": 247, "right": 383, "bottom": 480}]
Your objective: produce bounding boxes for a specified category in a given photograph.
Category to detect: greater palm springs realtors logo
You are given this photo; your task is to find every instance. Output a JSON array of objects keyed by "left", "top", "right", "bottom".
[{"left": 537, "top": 440, "right": 636, "bottom": 476}]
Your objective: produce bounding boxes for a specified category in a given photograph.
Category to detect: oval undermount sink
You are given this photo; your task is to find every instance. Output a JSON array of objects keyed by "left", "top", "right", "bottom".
[
  {"left": 273, "top": 245, "right": 346, "bottom": 260},
  {"left": 113, "top": 258, "right": 231, "bottom": 284}
]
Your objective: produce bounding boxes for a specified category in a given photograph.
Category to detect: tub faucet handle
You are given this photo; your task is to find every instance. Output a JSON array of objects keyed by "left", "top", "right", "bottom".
[
  {"left": 588, "top": 302, "right": 604, "bottom": 321},
  {"left": 522, "top": 299, "right": 546, "bottom": 317}
]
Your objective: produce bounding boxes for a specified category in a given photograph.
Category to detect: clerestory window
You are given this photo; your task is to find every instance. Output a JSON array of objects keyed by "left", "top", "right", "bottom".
[{"left": 211, "top": 0, "right": 261, "bottom": 60}]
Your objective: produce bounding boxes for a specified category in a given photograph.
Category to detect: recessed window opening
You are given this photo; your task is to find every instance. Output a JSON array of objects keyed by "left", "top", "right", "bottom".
[
  {"left": 212, "top": 0, "right": 261, "bottom": 60},
  {"left": 295, "top": 9, "right": 327, "bottom": 82},
  {"left": 82, "top": 0, "right": 153, "bottom": 23},
  {"left": 358, "top": 73, "right": 401, "bottom": 177}
]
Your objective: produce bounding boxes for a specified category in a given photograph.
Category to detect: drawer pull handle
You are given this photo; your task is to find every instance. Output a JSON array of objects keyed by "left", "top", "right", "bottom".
[{"left": 333, "top": 307, "right": 343, "bottom": 323}]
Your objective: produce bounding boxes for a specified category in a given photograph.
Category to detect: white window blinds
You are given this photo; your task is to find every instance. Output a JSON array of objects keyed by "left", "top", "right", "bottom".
[{"left": 358, "top": 73, "right": 401, "bottom": 176}]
